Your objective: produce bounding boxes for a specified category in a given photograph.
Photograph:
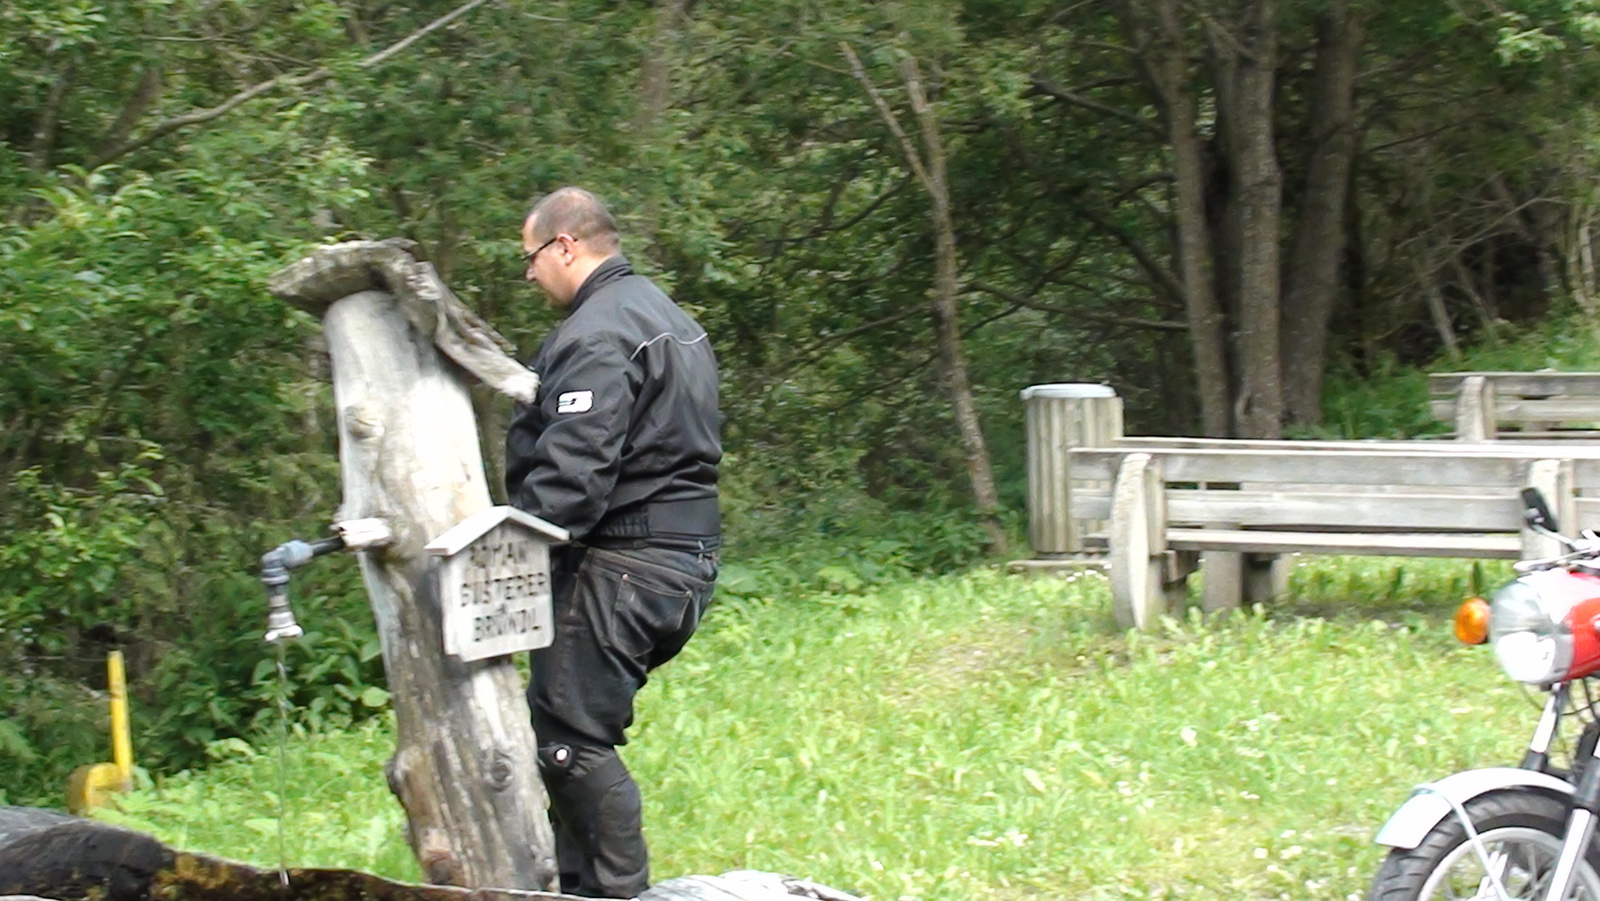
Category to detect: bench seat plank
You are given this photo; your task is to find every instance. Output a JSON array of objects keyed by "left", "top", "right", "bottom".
[
  {"left": 1071, "top": 490, "right": 1524, "bottom": 531},
  {"left": 1164, "top": 528, "right": 1522, "bottom": 558}
]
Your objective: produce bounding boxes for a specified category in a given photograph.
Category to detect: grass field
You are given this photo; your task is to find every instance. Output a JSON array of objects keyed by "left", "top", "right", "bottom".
[{"left": 96, "top": 555, "right": 1542, "bottom": 900}]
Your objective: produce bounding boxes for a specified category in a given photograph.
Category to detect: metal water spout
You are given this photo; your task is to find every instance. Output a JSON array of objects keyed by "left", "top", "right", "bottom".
[
  {"left": 260, "top": 537, "right": 341, "bottom": 642},
  {"left": 259, "top": 519, "right": 393, "bottom": 643}
]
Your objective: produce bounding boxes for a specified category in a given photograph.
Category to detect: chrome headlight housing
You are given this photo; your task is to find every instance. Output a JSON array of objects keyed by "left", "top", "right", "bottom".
[{"left": 1489, "top": 578, "right": 1574, "bottom": 684}]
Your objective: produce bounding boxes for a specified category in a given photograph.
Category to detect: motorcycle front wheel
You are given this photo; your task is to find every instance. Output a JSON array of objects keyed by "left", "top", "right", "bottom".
[{"left": 1370, "top": 790, "right": 1600, "bottom": 900}]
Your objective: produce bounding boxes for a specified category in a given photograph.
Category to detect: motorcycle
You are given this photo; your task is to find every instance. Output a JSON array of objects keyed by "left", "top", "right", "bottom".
[{"left": 1370, "top": 489, "right": 1600, "bottom": 900}]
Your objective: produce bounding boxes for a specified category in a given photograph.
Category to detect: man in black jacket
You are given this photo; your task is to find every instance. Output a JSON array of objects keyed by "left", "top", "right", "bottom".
[{"left": 505, "top": 187, "right": 720, "bottom": 898}]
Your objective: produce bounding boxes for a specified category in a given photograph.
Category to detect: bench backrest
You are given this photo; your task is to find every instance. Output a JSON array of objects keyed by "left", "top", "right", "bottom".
[
  {"left": 1430, "top": 371, "right": 1600, "bottom": 435},
  {"left": 1067, "top": 446, "right": 1600, "bottom": 534}
]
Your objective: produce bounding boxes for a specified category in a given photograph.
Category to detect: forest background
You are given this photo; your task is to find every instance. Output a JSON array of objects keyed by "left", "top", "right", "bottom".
[{"left": 2, "top": 0, "right": 1599, "bottom": 805}]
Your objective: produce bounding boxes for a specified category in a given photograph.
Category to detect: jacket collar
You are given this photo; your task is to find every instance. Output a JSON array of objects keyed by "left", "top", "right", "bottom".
[{"left": 567, "top": 255, "right": 632, "bottom": 315}]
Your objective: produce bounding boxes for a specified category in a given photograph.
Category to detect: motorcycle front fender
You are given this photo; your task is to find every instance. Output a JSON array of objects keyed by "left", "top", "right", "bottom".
[{"left": 1373, "top": 766, "right": 1575, "bottom": 850}]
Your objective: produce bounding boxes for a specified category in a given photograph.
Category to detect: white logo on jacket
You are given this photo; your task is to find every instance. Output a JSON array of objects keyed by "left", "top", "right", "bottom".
[{"left": 556, "top": 390, "right": 594, "bottom": 414}]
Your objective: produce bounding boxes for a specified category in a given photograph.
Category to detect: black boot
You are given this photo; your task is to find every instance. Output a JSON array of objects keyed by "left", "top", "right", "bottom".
[{"left": 537, "top": 742, "right": 648, "bottom": 898}]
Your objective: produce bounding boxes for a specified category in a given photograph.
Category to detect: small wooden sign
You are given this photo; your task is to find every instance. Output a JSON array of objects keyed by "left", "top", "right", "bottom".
[{"left": 425, "top": 507, "right": 570, "bottom": 662}]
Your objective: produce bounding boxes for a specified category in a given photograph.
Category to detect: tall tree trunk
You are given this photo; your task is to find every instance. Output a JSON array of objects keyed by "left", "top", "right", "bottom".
[
  {"left": 1416, "top": 254, "right": 1462, "bottom": 360},
  {"left": 1211, "top": 0, "right": 1283, "bottom": 438},
  {"left": 1281, "top": 1, "right": 1362, "bottom": 427},
  {"left": 1119, "top": 0, "right": 1233, "bottom": 437},
  {"left": 1453, "top": 251, "right": 1502, "bottom": 346},
  {"left": 910, "top": 63, "right": 1007, "bottom": 555},
  {"left": 1577, "top": 220, "right": 1597, "bottom": 314},
  {"left": 633, "top": 0, "right": 691, "bottom": 252},
  {"left": 1532, "top": 199, "right": 1568, "bottom": 299},
  {"left": 844, "top": 43, "right": 1007, "bottom": 554}
]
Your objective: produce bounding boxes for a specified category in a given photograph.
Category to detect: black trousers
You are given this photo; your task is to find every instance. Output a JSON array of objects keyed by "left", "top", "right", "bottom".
[{"left": 529, "top": 543, "right": 717, "bottom": 898}]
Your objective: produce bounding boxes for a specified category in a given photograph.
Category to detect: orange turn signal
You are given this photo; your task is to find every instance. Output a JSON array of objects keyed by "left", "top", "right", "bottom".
[{"left": 1455, "top": 597, "right": 1491, "bottom": 645}]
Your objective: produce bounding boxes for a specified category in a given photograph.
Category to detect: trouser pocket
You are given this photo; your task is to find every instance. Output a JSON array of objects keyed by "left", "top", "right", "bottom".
[{"left": 587, "top": 548, "right": 712, "bottom": 667}]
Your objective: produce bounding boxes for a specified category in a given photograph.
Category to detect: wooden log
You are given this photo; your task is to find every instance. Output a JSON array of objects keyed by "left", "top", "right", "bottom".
[
  {"left": 267, "top": 244, "right": 553, "bottom": 889},
  {"left": 0, "top": 812, "right": 860, "bottom": 901}
]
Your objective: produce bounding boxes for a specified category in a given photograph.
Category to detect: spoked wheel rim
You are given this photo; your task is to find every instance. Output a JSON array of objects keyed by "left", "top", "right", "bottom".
[{"left": 1418, "top": 826, "right": 1600, "bottom": 900}]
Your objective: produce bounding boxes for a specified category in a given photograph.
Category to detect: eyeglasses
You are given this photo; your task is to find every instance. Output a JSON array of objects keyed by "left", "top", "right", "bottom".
[{"left": 521, "top": 235, "right": 559, "bottom": 266}]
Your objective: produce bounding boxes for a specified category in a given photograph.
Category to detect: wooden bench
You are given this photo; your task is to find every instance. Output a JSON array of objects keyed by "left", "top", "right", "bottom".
[
  {"left": 1067, "top": 443, "right": 1600, "bottom": 629},
  {"left": 1432, "top": 371, "right": 1600, "bottom": 440}
]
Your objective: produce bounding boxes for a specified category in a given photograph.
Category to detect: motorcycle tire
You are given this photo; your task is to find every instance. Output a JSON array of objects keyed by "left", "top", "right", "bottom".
[{"left": 1369, "top": 789, "right": 1600, "bottom": 901}]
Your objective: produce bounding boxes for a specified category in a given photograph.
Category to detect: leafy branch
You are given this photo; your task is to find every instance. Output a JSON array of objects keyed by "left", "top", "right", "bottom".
[{"left": 89, "top": 0, "right": 498, "bottom": 169}]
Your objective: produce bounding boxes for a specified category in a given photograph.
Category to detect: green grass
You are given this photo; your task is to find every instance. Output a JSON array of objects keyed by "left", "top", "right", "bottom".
[
  {"left": 96, "top": 557, "right": 1544, "bottom": 900},
  {"left": 101, "top": 721, "right": 421, "bottom": 880}
]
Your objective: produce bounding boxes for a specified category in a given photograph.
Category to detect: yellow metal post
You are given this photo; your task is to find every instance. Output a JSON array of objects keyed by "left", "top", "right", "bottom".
[
  {"left": 66, "top": 650, "right": 135, "bottom": 812},
  {"left": 108, "top": 650, "right": 133, "bottom": 791}
]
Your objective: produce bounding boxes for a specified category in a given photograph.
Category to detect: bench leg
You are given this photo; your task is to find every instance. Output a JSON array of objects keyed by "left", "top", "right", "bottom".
[
  {"left": 1455, "top": 375, "right": 1495, "bottom": 442},
  {"left": 1243, "top": 553, "right": 1290, "bottom": 605},
  {"left": 1201, "top": 552, "right": 1288, "bottom": 612},
  {"left": 1164, "top": 550, "right": 1200, "bottom": 613},
  {"left": 1201, "top": 551, "right": 1245, "bottom": 613}
]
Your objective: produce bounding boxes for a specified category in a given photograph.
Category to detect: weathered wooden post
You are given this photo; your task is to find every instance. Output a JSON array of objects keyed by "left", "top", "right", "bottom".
[
  {"left": 1456, "top": 374, "right": 1496, "bottom": 442},
  {"left": 267, "top": 240, "right": 557, "bottom": 890},
  {"left": 1020, "top": 384, "right": 1122, "bottom": 557},
  {"left": 1107, "top": 453, "right": 1183, "bottom": 630}
]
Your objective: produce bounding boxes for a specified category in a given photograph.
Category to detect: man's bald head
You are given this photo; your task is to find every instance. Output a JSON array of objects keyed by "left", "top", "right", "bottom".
[{"left": 525, "top": 187, "right": 622, "bottom": 255}]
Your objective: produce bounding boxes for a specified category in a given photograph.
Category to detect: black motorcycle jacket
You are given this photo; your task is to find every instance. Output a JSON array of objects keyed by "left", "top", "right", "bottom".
[{"left": 505, "top": 256, "right": 721, "bottom": 544}]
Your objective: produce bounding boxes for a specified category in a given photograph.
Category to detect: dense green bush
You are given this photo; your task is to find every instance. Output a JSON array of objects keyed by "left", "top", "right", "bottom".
[{"left": 0, "top": 148, "right": 379, "bottom": 804}]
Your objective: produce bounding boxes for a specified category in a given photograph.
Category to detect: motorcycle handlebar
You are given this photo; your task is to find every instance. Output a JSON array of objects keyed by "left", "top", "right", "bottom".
[{"left": 1514, "top": 540, "right": 1600, "bottom": 572}]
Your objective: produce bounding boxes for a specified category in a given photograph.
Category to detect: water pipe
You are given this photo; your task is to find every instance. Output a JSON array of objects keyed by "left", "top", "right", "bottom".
[{"left": 260, "top": 518, "right": 392, "bottom": 643}]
